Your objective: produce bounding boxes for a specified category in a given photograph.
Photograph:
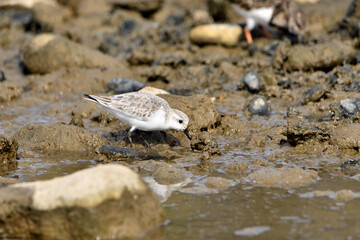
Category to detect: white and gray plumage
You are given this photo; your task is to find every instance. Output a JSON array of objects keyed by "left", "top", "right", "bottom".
[
  {"left": 229, "top": 0, "right": 306, "bottom": 43},
  {"left": 83, "top": 92, "right": 191, "bottom": 146}
]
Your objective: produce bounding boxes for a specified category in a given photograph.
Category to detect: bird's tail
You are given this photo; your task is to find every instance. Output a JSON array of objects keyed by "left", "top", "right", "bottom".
[
  {"left": 83, "top": 94, "right": 113, "bottom": 107},
  {"left": 231, "top": 4, "right": 249, "bottom": 18}
]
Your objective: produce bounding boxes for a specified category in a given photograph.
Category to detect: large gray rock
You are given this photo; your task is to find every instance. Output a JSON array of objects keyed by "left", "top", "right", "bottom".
[
  {"left": 0, "top": 164, "right": 165, "bottom": 239},
  {"left": 23, "top": 34, "right": 125, "bottom": 74},
  {"left": 14, "top": 123, "right": 108, "bottom": 151}
]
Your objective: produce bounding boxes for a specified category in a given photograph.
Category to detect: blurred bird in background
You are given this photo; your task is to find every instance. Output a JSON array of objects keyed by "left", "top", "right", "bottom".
[{"left": 229, "top": 0, "right": 306, "bottom": 43}]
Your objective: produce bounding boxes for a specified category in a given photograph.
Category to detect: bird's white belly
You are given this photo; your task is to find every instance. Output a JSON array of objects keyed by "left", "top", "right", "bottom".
[
  {"left": 232, "top": 5, "right": 274, "bottom": 30},
  {"left": 110, "top": 107, "right": 168, "bottom": 131},
  {"left": 248, "top": 7, "right": 274, "bottom": 27}
]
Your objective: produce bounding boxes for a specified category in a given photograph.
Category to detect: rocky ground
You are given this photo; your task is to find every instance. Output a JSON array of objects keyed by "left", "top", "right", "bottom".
[{"left": 1, "top": 0, "right": 360, "bottom": 239}]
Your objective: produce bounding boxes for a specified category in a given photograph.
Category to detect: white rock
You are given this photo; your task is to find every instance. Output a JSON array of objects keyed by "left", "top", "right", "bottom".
[
  {"left": 189, "top": 24, "right": 242, "bottom": 47},
  {"left": 16, "top": 164, "right": 147, "bottom": 210},
  {"left": 0, "top": 164, "right": 164, "bottom": 239}
]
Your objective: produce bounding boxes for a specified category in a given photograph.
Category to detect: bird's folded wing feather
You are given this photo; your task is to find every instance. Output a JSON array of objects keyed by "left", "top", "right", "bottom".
[
  {"left": 270, "top": 0, "right": 306, "bottom": 35},
  {"left": 95, "top": 93, "right": 167, "bottom": 121}
]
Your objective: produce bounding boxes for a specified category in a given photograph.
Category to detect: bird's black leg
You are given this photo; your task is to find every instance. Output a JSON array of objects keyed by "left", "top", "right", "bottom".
[
  {"left": 139, "top": 132, "right": 151, "bottom": 149},
  {"left": 128, "top": 126, "right": 136, "bottom": 148},
  {"left": 161, "top": 131, "right": 167, "bottom": 142}
]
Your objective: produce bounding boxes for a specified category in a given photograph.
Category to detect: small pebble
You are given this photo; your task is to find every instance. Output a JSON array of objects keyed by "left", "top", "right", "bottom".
[
  {"left": 119, "top": 19, "right": 136, "bottom": 36},
  {"left": 340, "top": 99, "right": 358, "bottom": 114},
  {"left": 242, "top": 71, "right": 261, "bottom": 93},
  {"left": 107, "top": 77, "right": 146, "bottom": 94},
  {"left": 247, "top": 96, "right": 270, "bottom": 116},
  {"left": 248, "top": 44, "right": 258, "bottom": 56},
  {"left": 303, "top": 84, "right": 328, "bottom": 103},
  {"left": 277, "top": 77, "right": 291, "bottom": 89},
  {"left": 165, "top": 15, "right": 184, "bottom": 26},
  {"left": 262, "top": 40, "right": 281, "bottom": 56},
  {"left": 0, "top": 69, "right": 6, "bottom": 82},
  {"left": 234, "top": 226, "right": 270, "bottom": 237}
]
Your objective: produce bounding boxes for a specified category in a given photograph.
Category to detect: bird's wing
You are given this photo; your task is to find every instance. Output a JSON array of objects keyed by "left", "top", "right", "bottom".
[
  {"left": 91, "top": 92, "right": 169, "bottom": 121},
  {"left": 270, "top": 0, "right": 306, "bottom": 35}
]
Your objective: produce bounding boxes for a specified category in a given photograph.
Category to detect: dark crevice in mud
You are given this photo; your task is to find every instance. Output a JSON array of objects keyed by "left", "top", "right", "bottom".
[{"left": 147, "top": 76, "right": 170, "bottom": 83}]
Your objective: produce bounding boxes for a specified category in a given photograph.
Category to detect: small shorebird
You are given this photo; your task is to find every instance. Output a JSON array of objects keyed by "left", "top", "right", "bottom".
[
  {"left": 83, "top": 92, "right": 191, "bottom": 147},
  {"left": 229, "top": 0, "right": 306, "bottom": 43}
]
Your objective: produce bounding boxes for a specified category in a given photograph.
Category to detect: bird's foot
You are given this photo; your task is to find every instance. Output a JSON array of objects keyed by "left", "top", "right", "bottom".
[
  {"left": 139, "top": 134, "right": 151, "bottom": 149},
  {"left": 259, "top": 26, "right": 272, "bottom": 39},
  {"left": 244, "top": 27, "right": 253, "bottom": 44}
]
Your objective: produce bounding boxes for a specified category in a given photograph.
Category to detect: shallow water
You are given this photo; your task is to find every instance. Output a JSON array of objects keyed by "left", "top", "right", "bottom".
[
  {"left": 164, "top": 174, "right": 360, "bottom": 240},
  {"left": 4, "top": 149, "right": 360, "bottom": 239},
  {"left": 7, "top": 152, "right": 97, "bottom": 182}
]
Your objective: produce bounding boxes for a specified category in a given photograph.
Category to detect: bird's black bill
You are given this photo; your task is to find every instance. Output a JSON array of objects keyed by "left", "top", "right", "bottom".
[
  {"left": 83, "top": 94, "right": 98, "bottom": 103},
  {"left": 183, "top": 128, "right": 191, "bottom": 140}
]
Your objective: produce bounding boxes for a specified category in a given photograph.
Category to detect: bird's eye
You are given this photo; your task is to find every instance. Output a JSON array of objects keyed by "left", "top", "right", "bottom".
[{"left": 179, "top": 119, "right": 183, "bottom": 124}]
